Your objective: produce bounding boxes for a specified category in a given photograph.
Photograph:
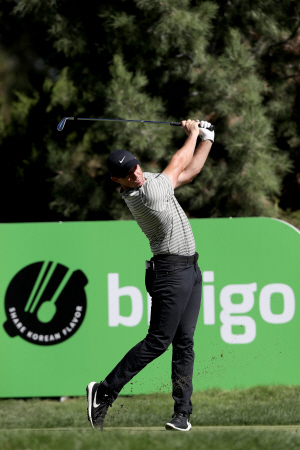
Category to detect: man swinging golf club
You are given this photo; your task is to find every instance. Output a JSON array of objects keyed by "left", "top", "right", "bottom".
[{"left": 87, "top": 119, "right": 214, "bottom": 431}]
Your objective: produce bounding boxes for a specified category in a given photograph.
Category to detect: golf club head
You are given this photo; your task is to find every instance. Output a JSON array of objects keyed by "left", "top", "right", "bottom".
[{"left": 57, "top": 117, "right": 75, "bottom": 131}]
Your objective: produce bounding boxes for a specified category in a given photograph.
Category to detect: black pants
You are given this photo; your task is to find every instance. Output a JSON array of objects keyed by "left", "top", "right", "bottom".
[{"left": 102, "top": 253, "right": 202, "bottom": 414}]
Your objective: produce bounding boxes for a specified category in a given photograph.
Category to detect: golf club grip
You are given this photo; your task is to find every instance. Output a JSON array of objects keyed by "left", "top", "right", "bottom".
[{"left": 170, "top": 122, "right": 214, "bottom": 131}]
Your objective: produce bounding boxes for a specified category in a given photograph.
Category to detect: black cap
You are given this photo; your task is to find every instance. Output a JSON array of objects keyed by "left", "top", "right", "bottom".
[{"left": 107, "top": 150, "right": 141, "bottom": 178}]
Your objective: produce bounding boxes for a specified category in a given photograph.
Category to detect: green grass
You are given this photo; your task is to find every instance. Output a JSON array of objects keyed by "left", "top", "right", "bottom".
[
  {"left": 1, "top": 429, "right": 300, "bottom": 450},
  {"left": 1, "top": 386, "right": 300, "bottom": 450}
]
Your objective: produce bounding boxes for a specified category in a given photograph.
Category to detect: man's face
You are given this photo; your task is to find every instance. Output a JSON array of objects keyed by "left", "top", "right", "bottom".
[{"left": 112, "top": 165, "right": 145, "bottom": 190}]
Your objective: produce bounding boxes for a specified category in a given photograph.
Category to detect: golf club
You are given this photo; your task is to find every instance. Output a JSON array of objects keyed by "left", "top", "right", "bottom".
[{"left": 57, "top": 117, "right": 214, "bottom": 132}]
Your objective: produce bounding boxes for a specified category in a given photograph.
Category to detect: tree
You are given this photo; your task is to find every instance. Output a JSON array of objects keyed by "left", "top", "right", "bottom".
[{"left": 0, "top": 0, "right": 299, "bottom": 227}]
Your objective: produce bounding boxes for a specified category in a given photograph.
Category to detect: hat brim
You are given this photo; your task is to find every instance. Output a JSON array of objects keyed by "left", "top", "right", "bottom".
[{"left": 114, "top": 158, "right": 141, "bottom": 178}]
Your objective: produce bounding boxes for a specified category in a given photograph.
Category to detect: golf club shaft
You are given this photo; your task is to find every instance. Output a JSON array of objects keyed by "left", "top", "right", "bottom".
[{"left": 57, "top": 117, "right": 214, "bottom": 132}]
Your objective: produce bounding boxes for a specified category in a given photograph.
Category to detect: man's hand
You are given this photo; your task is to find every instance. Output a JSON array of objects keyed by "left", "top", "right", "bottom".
[
  {"left": 198, "top": 120, "right": 214, "bottom": 142},
  {"left": 182, "top": 119, "right": 200, "bottom": 137}
]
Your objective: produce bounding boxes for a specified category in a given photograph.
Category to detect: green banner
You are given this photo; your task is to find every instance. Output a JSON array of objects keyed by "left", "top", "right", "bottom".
[{"left": 0, "top": 218, "right": 299, "bottom": 397}]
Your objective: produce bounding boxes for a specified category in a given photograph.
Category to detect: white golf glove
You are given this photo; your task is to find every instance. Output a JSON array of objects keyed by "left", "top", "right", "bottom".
[{"left": 197, "top": 120, "right": 214, "bottom": 142}]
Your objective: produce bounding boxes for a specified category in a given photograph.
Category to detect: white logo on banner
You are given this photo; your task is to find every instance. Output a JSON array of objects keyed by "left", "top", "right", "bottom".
[
  {"left": 108, "top": 273, "right": 144, "bottom": 327},
  {"left": 220, "top": 283, "right": 257, "bottom": 344},
  {"left": 107, "top": 272, "right": 295, "bottom": 344},
  {"left": 259, "top": 283, "right": 295, "bottom": 324}
]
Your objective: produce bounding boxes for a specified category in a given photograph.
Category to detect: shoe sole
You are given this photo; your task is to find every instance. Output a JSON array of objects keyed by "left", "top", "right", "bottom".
[
  {"left": 86, "top": 381, "right": 97, "bottom": 430},
  {"left": 165, "top": 422, "right": 192, "bottom": 432}
]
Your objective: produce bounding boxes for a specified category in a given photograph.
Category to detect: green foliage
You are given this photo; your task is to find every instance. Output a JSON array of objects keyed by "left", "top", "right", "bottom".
[
  {"left": 177, "top": 27, "right": 293, "bottom": 217},
  {"left": 10, "top": 91, "right": 39, "bottom": 128},
  {"left": 0, "top": 0, "right": 299, "bottom": 223},
  {"left": 49, "top": 16, "right": 87, "bottom": 57},
  {"left": 104, "top": 54, "right": 171, "bottom": 157},
  {"left": 48, "top": 68, "right": 78, "bottom": 111}
]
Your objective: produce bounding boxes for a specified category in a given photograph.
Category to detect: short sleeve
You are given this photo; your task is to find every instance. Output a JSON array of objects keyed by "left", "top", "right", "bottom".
[{"left": 140, "top": 173, "right": 174, "bottom": 211}]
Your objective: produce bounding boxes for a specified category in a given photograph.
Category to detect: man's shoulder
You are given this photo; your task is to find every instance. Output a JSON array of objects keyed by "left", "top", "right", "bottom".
[
  {"left": 143, "top": 172, "right": 173, "bottom": 190},
  {"left": 143, "top": 172, "right": 160, "bottom": 180},
  {"left": 143, "top": 172, "right": 172, "bottom": 185}
]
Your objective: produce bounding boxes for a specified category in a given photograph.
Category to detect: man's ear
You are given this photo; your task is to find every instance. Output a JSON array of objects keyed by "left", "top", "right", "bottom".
[{"left": 111, "top": 176, "right": 120, "bottom": 184}]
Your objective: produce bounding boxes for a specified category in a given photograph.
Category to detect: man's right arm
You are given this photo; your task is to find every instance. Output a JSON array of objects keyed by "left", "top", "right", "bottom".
[
  {"left": 175, "top": 139, "right": 213, "bottom": 188},
  {"left": 162, "top": 120, "right": 200, "bottom": 189}
]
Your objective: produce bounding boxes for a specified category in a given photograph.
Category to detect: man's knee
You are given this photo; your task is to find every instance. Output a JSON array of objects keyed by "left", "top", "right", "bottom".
[
  {"left": 145, "top": 333, "right": 172, "bottom": 354},
  {"left": 172, "top": 336, "right": 194, "bottom": 353}
]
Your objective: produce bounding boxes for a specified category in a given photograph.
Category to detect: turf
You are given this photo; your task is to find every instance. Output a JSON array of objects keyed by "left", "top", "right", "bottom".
[
  {"left": 1, "top": 429, "right": 300, "bottom": 450},
  {"left": 1, "top": 386, "right": 300, "bottom": 450}
]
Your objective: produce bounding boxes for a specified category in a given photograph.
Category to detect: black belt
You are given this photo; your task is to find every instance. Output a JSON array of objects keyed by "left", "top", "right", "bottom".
[{"left": 151, "top": 252, "right": 198, "bottom": 264}]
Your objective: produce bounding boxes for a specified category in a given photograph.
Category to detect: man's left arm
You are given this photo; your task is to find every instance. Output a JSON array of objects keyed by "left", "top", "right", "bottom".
[{"left": 175, "top": 121, "right": 214, "bottom": 189}]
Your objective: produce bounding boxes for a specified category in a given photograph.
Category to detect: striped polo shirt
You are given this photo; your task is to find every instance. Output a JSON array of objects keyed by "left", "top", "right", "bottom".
[{"left": 121, "top": 172, "right": 195, "bottom": 256}]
